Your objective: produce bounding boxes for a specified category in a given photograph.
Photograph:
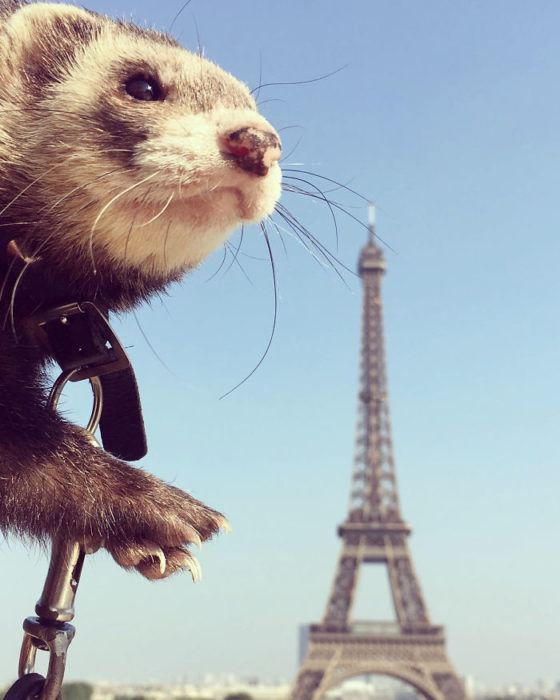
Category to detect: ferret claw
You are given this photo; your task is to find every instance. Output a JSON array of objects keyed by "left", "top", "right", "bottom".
[
  {"left": 137, "top": 557, "right": 167, "bottom": 580},
  {"left": 185, "top": 525, "right": 202, "bottom": 551},
  {"left": 135, "top": 548, "right": 202, "bottom": 581},
  {"left": 178, "top": 551, "right": 201, "bottom": 583},
  {"left": 153, "top": 546, "right": 166, "bottom": 575},
  {"left": 189, "top": 554, "right": 202, "bottom": 582},
  {"left": 109, "top": 539, "right": 165, "bottom": 573},
  {"left": 218, "top": 516, "right": 232, "bottom": 534}
]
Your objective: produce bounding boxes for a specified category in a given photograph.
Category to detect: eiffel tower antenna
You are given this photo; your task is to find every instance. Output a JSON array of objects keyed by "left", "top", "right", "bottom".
[
  {"left": 290, "top": 207, "right": 467, "bottom": 700},
  {"left": 368, "top": 201, "right": 376, "bottom": 242}
]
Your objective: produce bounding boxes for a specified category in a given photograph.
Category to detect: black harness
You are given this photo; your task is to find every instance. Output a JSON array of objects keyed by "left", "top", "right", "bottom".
[{"left": 30, "top": 301, "right": 147, "bottom": 461}]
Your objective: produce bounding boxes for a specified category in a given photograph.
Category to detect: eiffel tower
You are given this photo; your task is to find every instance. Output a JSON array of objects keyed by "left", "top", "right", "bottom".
[{"left": 290, "top": 206, "right": 467, "bottom": 700}]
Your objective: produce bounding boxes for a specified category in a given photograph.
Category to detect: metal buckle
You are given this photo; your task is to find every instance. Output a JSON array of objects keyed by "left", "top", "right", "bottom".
[{"left": 28, "top": 302, "right": 131, "bottom": 381}]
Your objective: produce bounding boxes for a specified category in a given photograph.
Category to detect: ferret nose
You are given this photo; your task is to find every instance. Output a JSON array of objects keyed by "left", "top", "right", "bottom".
[{"left": 223, "top": 126, "right": 282, "bottom": 177}]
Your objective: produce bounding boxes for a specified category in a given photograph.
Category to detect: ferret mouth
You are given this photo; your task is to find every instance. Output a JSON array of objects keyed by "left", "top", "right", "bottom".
[
  {"left": 90, "top": 160, "right": 280, "bottom": 275},
  {"left": 123, "top": 172, "right": 279, "bottom": 224},
  {"left": 93, "top": 190, "right": 246, "bottom": 275},
  {"left": 121, "top": 186, "right": 248, "bottom": 224}
]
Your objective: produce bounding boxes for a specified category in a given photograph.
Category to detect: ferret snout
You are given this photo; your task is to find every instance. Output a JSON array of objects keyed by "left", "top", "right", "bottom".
[{"left": 222, "top": 126, "right": 282, "bottom": 177}]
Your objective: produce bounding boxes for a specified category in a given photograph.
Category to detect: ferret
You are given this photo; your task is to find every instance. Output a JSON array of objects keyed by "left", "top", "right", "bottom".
[{"left": 0, "top": 1, "right": 282, "bottom": 580}]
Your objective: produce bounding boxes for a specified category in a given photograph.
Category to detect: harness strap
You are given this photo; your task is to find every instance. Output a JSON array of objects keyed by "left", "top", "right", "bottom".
[{"left": 29, "top": 302, "right": 147, "bottom": 461}]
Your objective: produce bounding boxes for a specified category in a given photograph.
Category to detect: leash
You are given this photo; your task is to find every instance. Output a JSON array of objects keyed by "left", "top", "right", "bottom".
[{"left": 4, "top": 303, "right": 146, "bottom": 700}]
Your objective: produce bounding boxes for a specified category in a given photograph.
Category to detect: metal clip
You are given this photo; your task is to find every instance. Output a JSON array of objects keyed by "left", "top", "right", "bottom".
[
  {"left": 18, "top": 617, "right": 76, "bottom": 700},
  {"left": 8, "top": 541, "right": 83, "bottom": 700},
  {"left": 6, "top": 375, "right": 103, "bottom": 699}
]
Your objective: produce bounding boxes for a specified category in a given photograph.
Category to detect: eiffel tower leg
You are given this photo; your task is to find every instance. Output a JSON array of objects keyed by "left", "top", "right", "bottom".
[
  {"left": 433, "top": 672, "right": 468, "bottom": 700},
  {"left": 290, "top": 667, "right": 325, "bottom": 700},
  {"left": 290, "top": 636, "right": 468, "bottom": 700},
  {"left": 290, "top": 646, "right": 341, "bottom": 700},
  {"left": 292, "top": 669, "right": 466, "bottom": 700}
]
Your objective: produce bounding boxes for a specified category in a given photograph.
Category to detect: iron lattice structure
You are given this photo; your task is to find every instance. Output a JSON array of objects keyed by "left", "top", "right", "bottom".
[{"left": 290, "top": 210, "right": 466, "bottom": 700}]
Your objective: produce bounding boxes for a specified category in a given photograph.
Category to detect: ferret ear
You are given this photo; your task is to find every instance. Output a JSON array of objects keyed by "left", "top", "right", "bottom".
[
  {"left": 7, "top": 3, "right": 101, "bottom": 94},
  {"left": 7, "top": 3, "right": 97, "bottom": 34},
  {"left": 11, "top": 3, "right": 93, "bottom": 19}
]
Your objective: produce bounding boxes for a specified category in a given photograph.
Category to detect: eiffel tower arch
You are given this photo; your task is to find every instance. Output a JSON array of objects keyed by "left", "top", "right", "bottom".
[{"left": 290, "top": 207, "right": 466, "bottom": 700}]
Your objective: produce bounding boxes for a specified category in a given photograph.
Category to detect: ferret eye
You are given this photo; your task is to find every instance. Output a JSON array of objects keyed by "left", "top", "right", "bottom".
[{"left": 125, "top": 77, "right": 162, "bottom": 101}]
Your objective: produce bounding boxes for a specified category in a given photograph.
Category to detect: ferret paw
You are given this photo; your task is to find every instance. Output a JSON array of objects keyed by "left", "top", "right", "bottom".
[
  {"left": 1, "top": 428, "right": 230, "bottom": 580},
  {"left": 107, "top": 540, "right": 204, "bottom": 581},
  {"left": 89, "top": 477, "right": 231, "bottom": 580}
]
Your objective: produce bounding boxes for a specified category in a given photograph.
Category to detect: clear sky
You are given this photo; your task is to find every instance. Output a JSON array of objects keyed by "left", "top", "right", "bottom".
[{"left": 1, "top": 0, "right": 559, "bottom": 691}]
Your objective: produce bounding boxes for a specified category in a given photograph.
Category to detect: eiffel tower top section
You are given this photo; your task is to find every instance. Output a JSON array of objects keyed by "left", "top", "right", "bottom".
[
  {"left": 342, "top": 204, "right": 408, "bottom": 536},
  {"left": 358, "top": 204, "right": 387, "bottom": 274}
]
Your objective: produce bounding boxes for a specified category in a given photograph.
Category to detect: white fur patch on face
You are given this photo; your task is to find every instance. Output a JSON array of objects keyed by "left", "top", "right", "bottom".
[
  {"left": 88, "top": 108, "right": 282, "bottom": 275},
  {"left": 99, "top": 189, "right": 265, "bottom": 274}
]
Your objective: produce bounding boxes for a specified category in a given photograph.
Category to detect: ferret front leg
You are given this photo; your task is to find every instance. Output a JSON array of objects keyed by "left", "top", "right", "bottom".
[{"left": 0, "top": 405, "right": 227, "bottom": 580}]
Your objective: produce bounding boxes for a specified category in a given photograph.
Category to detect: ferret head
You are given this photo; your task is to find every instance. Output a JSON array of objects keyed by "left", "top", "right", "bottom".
[{"left": 0, "top": 2, "right": 282, "bottom": 310}]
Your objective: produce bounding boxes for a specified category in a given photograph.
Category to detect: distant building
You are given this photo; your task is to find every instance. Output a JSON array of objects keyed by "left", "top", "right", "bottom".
[
  {"left": 298, "top": 625, "right": 310, "bottom": 666},
  {"left": 92, "top": 679, "right": 291, "bottom": 700}
]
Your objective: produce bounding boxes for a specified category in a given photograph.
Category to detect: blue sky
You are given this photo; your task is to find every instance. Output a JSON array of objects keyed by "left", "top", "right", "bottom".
[{"left": 1, "top": 0, "right": 559, "bottom": 691}]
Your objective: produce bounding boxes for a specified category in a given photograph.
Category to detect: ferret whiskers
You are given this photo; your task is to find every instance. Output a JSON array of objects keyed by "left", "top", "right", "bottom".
[
  {"left": 123, "top": 206, "right": 142, "bottom": 264},
  {"left": 0, "top": 166, "right": 135, "bottom": 329},
  {"left": 219, "top": 221, "right": 278, "bottom": 400},
  {"left": 88, "top": 171, "right": 159, "bottom": 273},
  {"left": 0, "top": 160, "right": 75, "bottom": 219},
  {"left": 137, "top": 193, "right": 174, "bottom": 228}
]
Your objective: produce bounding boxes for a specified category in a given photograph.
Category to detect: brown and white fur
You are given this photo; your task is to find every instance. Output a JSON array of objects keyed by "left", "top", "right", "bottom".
[{"left": 0, "top": 1, "right": 282, "bottom": 579}]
